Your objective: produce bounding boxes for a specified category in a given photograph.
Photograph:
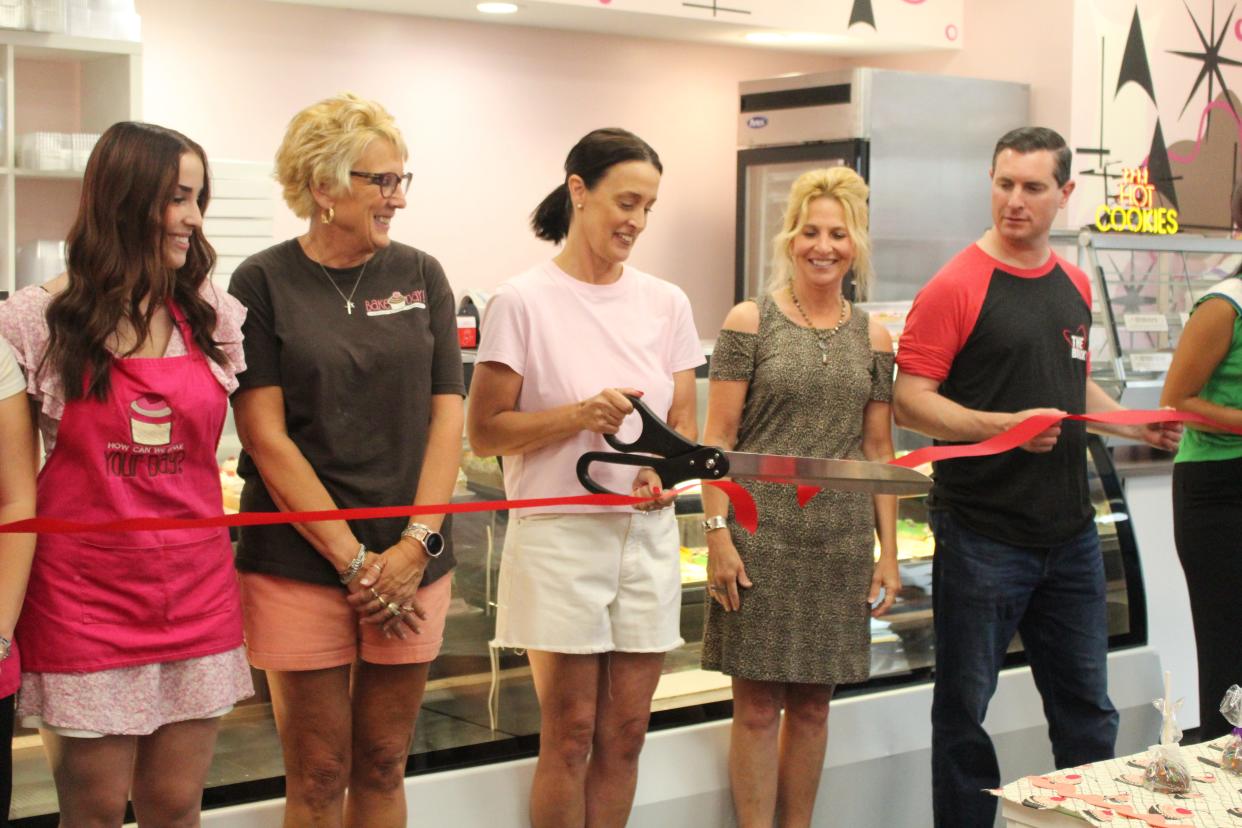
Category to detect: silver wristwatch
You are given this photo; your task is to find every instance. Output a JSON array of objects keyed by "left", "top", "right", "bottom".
[
  {"left": 401, "top": 523, "right": 445, "bottom": 558},
  {"left": 701, "top": 515, "right": 728, "bottom": 533},
  {"left": 0, "top": 636, "right": 10, "bottom": 662}
]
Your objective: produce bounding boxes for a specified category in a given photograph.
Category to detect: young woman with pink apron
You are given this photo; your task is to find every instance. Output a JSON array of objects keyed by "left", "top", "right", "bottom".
[
  {"left": 18, "top": 303, "right": 243, "bottom": 673},
  {"left": 0, "top": 118, "right": 253, "bottom": 827}
]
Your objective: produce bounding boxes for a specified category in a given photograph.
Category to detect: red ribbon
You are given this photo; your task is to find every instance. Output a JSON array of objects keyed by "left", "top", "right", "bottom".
[
  {"left": 0, "top": 481, "right": 763, "bottom": 536},
  {"left": 890, "top": 409, "right": 1239, "bottom": 469},
  {"left": 0, "top": 409, "right": 1233, "bottom": 538}
]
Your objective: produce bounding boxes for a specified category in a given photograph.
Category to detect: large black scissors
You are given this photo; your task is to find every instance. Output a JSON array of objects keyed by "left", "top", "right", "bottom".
[{"left": 575, "top": 395, "right": 932, "bottom": 497}]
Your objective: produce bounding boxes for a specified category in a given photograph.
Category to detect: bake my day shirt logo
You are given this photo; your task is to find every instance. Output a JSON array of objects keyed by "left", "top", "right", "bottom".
[
  {"left": 105, "top": 393, "right": 186, "bottom": 477},
  {"left": 1063, "top": 325, "right": 1088, "bottom": 362},
  {"left": 364, "top": 289, "right": 427, "bottom": 317}
]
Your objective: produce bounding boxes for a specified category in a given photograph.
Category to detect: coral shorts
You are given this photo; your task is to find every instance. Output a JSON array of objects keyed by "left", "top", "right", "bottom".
[{"left": 239, "top": 571, "right": 452, "bottom": 671}]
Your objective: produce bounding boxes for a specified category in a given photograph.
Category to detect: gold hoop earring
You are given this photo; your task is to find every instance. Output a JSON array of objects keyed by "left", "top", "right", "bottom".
[{"left": 320, "top": 207, "right": 335, "bottom": 225}]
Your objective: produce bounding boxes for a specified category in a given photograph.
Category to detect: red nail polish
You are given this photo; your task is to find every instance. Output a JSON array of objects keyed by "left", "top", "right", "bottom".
[{"left": 653, "top": 486, "right": 662, "bottom": 495}]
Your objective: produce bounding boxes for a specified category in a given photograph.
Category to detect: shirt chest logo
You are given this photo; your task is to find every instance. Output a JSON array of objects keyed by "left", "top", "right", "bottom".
[
  {"left": 364, "top": 289, "right": 426, "bottom": 317},
  {"left": 1063, "top": 325, "right": 1088, "bottom": 362}
]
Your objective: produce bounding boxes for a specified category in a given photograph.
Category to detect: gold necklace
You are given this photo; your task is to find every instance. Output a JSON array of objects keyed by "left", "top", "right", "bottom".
[{"left": 788, "top": 285, "right": 848, "bottom": 365}]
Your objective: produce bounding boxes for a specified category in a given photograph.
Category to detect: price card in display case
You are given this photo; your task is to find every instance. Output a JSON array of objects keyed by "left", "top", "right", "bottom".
[
  {"left": 1129, "top": 352, "right": 1174, "bottom": 373},
  {"left": 1123, "top": 313, "right": 1170, "bottom": 333}
]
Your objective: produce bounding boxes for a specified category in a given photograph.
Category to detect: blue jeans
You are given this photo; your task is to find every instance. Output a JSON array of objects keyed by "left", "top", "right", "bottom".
[{"left": 929, "top": 510, "right": 1118, "bottom": 828}]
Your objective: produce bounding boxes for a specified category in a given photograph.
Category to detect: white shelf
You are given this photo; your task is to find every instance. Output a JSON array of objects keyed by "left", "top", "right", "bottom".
[
  {"left": 13, "top": 168, "right": 82, "bottom": 180},
  {"left": 1, "top": 29, "right": 140, "bottom": 60},
  {"left": 0, "top": 29, "right": 141, "bottom": 295}
]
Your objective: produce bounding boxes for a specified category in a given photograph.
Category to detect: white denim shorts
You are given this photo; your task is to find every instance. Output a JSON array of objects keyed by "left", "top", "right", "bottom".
[{"left": 491, "top": 509, "right": 684, "bottom": 654}]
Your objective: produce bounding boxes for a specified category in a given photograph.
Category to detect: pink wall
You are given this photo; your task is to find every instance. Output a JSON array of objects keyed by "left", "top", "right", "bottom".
[
  {"left": 136, "top": 0, "right": 1072, "bottom": 334},
  {"left": 136, "top": 0, "right": 850, "bottom": 335}
]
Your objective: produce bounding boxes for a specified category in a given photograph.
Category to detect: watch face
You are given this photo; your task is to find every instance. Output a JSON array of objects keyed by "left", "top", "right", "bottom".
[{"left": 424, "top": 531, "right": 445, "bottom": 556}]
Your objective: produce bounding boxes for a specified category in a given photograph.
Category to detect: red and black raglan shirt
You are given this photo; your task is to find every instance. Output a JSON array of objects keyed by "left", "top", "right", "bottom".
[{"left": 896, "top": 244, "right": 1094, "bottom": 547}]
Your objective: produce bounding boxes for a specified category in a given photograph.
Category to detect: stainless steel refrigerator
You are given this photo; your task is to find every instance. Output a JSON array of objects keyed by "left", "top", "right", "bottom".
[{"left": 736, "top": 68, "right": 1030, "bottom": 302}]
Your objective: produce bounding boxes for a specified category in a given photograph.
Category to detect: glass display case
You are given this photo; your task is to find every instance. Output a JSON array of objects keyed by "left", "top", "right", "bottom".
[
  {"left": 1050, "top": 230, "right": 1242, "bottom": 404},
  {"left": 8, "top": 367, "right": 1148, "bottom": 827}
]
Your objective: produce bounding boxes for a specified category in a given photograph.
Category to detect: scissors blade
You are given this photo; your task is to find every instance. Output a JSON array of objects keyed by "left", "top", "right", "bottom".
[{"left": 722, "top": 451, "right": 932, "bottom": 496}]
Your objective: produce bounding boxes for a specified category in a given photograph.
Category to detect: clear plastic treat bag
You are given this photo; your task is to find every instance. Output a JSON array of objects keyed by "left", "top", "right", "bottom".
[
  {"left": 1219, "top": 685, "right": 1242, "bottom": 775},
  {"left": 1145, "top": 671, "right": 1191, "bottom": 794}
]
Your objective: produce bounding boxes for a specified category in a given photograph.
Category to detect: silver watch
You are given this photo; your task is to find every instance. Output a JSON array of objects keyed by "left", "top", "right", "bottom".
[
  {"left": 401, "top": 523, "right": 445, "bottom": 558},
  {"left": 0, "top": 636, "right": 10, "bottom": 662},
  {"left": 701, "top": 515, "right": 728, "bottom": 533}
]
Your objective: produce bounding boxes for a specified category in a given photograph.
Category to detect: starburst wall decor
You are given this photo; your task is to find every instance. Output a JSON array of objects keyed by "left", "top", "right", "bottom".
[
  {"left": 1078, "top": 1, "right": 1242, "bottom": 231},
  {"left": 1167, "top": 1, "right": 1242, "bottom": 117}
]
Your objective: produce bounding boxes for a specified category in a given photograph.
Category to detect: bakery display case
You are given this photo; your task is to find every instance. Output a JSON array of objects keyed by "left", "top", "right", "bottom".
[
  {"left": 1050, "top": 230, "right": 1242, "bottom": 405},
  {"left": 8, "top": 369, "right": 1149, "bottom": 826}
]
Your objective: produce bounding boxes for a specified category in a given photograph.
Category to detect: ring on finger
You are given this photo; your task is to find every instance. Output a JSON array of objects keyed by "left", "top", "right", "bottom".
[{"left": 385, "top": 602, "right": 402, "bottom": 617}]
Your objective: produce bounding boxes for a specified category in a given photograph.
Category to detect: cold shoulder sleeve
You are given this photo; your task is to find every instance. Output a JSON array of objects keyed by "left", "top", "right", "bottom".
[{"left": 709, "top": 328, "right": 758, "bottom": 382}]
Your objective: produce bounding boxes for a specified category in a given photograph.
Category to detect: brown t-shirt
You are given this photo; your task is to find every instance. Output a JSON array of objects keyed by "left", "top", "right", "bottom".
[{"left": 228, "top": 239, "right": 465, "bottom": 587}]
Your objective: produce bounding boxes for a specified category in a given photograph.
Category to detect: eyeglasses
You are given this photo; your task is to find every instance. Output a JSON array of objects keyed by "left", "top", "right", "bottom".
[{"left": 349, "top": 170, "right": 413, "bottom": 198}]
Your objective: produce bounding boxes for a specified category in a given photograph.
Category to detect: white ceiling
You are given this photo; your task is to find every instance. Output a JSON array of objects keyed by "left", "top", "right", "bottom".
[{"left": 265, "top": 0, "right": 947, "bottom": 55}]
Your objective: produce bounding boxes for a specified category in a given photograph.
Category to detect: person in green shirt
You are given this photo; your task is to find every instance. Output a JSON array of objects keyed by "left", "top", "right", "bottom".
[{"left": 1161, "top": 184, "right": 1242, "bottom": 741}]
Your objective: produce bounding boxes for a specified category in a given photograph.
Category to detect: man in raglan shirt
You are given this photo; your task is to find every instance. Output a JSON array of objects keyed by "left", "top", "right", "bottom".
[{"left": 893, "top": 126, "right": 1182, "bottom": 827}]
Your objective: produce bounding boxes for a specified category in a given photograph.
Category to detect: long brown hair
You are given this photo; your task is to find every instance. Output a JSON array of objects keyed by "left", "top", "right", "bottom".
[{"left": 42, "top": 121, "right": 226, "bottom": 402}]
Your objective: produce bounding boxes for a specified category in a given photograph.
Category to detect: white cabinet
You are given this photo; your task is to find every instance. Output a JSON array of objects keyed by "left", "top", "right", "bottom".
[{"left": 0, "top": 29, "right": 140, "bottom": 297}]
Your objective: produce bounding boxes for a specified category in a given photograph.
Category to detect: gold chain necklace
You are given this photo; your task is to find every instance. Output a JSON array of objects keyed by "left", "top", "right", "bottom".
[{"left": 788, "top": 284, "right": 848, "bottom": 365}]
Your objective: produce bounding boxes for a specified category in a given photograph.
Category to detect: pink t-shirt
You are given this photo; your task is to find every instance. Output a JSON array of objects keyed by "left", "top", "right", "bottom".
[{"left": 478, "top": 261, "right": 704, "bottom": 515}]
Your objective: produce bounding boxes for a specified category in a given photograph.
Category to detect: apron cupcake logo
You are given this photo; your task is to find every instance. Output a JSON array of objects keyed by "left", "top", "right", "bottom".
[{"left": 129, "top": 394, "right": 173, "bottom": 446}]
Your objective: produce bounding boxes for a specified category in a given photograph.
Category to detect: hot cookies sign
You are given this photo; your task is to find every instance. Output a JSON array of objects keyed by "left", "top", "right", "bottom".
[{"left": 1093, "top": 167, "right": 1178, "bottom": 235}]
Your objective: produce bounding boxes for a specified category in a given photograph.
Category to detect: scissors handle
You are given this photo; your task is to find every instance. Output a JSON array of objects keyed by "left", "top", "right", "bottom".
[
  {"left": 575, "top": 395, "right": 730, "bottom": 495},
  {"left": 602, "top": 395, "right": 698, "bottom": 456}
]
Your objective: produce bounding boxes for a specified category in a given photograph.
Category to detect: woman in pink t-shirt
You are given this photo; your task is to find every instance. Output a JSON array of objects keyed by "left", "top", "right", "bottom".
[
  {"left": 468, "top": 128, "right": 703, "bottom": 827},
  {"left": 0, "top": 335, "right": 36, "bottom": 828}
]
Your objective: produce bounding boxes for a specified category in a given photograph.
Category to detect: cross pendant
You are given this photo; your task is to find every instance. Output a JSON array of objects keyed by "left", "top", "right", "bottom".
[{"left": 345, "top": 300, "right": 354, "bottom": 315}]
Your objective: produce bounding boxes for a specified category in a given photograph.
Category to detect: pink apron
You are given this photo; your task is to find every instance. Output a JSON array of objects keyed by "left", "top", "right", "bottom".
[{"left": 18, "top": 303, "right": 242, "bottom": 672}]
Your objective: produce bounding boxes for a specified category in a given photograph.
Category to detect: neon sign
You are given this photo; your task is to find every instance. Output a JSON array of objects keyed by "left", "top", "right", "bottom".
[{"left": 1094, "top": 167, "right": 1178, "bottom": 234}]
